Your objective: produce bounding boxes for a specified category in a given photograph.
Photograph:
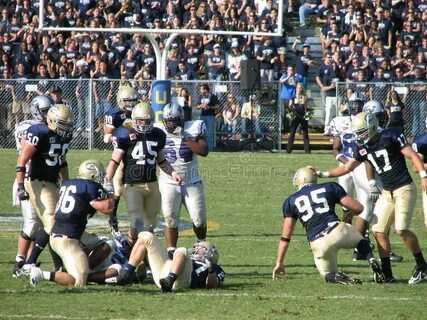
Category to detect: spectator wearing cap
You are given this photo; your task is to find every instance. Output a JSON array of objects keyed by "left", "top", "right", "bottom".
[
  {"left": 183, "top": 44, "right": 202, "bottom": 79},
  {"left": 292, "top": 38, "right": 314, "bottom": 89},
  {"left": 298, "top": 0, "right": 320, "bottom": 27},
  {"left": 11, "top": 62, "right": 32, "bottom": 124},
  {"left": 207, "top": 44, "right": 225, "bottom": 81},
  {"left": 226, "top": 41, "right": 247, "bottom": 81},
  {"left": 93, "top": 60, "right": 114, "bottom": 134},
  {"left": 197, "top": 84, "right": 220, "bottom": 151},
  {"left": 256, "top": 36, "right": 278, "bottom": 83},
  {"left": 316, "top": 52, "right": 341, "bottom": 135}
]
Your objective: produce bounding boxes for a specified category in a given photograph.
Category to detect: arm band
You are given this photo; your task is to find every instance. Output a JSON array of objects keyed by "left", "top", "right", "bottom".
[
  {"left": 420, "top": 170, "right": 427, "bottom": 179},
  {"left": 321, "top": 171, "right": 329, "bottom": 178},
  {"left": 335, "top": 154, "right": 344, "bottom": 161},
  {"left": 60, "top": 161, "right": 68, "bottom": 168},
  {"left": 110, "top": 159, "right": 120, "bottom": 166},
  {"left": 16, "top": 166, "right": 26, "bottom": 173},
  {"left": 280, "top": 237, "right": 291, "bottom": 243}
]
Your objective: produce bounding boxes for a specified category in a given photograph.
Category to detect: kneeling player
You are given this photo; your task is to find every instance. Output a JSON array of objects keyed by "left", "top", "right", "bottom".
[
  {"left": 272, "top": 167, "right": 385, "bottom": 284},
  {"left": 29, "top": 160, "right": 114, "bottom": 287}
]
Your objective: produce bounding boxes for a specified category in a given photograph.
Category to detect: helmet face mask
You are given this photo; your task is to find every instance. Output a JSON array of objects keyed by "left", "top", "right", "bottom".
[
  {"left": 132, "top": 102, "right": 154, "bottom": 134},
  {"left": 47, "top": 104, "right": 74, "bottom": 138},
  {"left": 117, "top": 86, "right": 138, "bottom": 112},
  {"left": 189, "top": 241, "right": 219, "bottom": 265},
  {"left": 78, "top": 159, "right": 105, "bottom": 184},
  {"left": 293, "top": 167, "right": 317, "bottom": 191},
  {"left": 351, "top": 112, "right": 379, "bottom": 146},
  {"left": 348, "top": 92, "right": 366, "bottom": 115},
  {"left": 163, "top": 103, "right": 184, "bottom": 134},
  {"left": 30, "top": 95, "right": 55, "bottom": 122}
]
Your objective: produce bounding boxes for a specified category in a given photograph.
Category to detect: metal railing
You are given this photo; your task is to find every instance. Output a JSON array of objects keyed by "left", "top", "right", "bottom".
[{"left": 0, "top": 79, "right": 282, "bottom": 151}]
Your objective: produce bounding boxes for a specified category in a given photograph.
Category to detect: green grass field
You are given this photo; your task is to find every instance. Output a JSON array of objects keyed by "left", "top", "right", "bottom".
[{"left": 0, "top": 149, "right": 426, "bottom": 320}]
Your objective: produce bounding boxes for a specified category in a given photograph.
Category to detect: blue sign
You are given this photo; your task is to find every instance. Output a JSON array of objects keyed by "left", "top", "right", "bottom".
[{"left": 151, "top": 80, "right": 171, "bottom": 123}]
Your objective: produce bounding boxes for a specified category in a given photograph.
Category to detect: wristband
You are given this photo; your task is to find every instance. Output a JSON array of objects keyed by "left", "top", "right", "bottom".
[
  {"left": 368, "top": 179, "right": 376, "bottom": 186},
  {"left": 16, "top": 166, "right": 26, "bottom": 173},
  {"left": 420, "top": 170, "right": 427, "bottom": 179},
  {"left": 321, "top": 171, "right": 329, "bottom": 178},
  {"left": 335, "top": 154, "right": 344, "bottom": 161}
]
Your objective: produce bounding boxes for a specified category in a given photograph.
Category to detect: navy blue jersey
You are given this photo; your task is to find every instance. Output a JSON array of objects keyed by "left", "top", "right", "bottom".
[
  {"left": 52, "top": 179, "right": 107, "bottom": 239},
  {"left": 412, "top": 134, "right": 427, "bottom": 163},
  {"left": 190, "top": 261, "right": 225, "bottom": 288},
  {"left": 354, "top": 128, "right": 412, "bottom": 191},
  {"left": 24, "top": 123, "right": 71, "bottom": 183},
  {"left": 283, "top": 182, "right": 344, "bottom": 242},
  {"left": 112, "top": 127, "right": 166, "bottom": 184},
  {"left": 104, "top": 107, "right": 130, "bottom": 129}
]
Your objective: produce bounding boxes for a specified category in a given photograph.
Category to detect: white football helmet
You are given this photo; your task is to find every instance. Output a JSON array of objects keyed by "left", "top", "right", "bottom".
[
  {"left": 78, "top": 159, "right": 105, "bottom": 184},
  {"left": 362, "top": 100, "right": 388, "bottom": 128},
  {"left": 348, "top": 92, "right": 366, "bottom": 115},
  {"left": 351, "top": 111, "right": 379, "bottom": 146},
  {"left": 117, "top": 86, "right": 138, "bottom": 111},
  {"left": 132, "top": 102, "right": 155, "bottom": 134},
  {"left": 163, "top": 102, "right": 184, "bottom": 134},
  {"left": 46, "top": 104, "right": 74, "bottom": 137},
  {"left": 30, "top": 95, "right": 55, "bottom": 122},
  {"left": 189, "top": 241, "right": 219, "bottom": 265},
  {"left": 293, "top": 167, "right": 317, "bottom": 191}
]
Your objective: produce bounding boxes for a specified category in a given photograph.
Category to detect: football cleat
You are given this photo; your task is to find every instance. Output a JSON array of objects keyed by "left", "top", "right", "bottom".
[
  {"left": 408, "top": 264, "right": 427, "bottom": 284},
  {"left": 159, "top": 277, "right": 173, "bottom": 292},
  {"left": 12, "top": 260, "right": 25, "bottom": 278},
  {"left": 325, "top": 272, "right": 362, "bottom": 285},
  {"left": 390, "top": 252, "right": 404, "bottom": 263},
  {"left": 16, "top": 263, "right": 36, "bottom": 278},
  {"left": 29, "top": 266, "right": 44, "bottom": 287},
  {"left": 369, "top": 259, "right": 385, "bottom": 284}
]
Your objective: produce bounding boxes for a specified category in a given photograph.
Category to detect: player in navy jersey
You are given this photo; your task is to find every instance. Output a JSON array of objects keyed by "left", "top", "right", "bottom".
[
  {"left": 273, "top": 167, "right": 384, "bottom": 284},
  {"left": 11, "top": 95, "right": 55, "bottom": 277},
  {"left": 15, "top": 104, "right": 74, "bottom": 276},
  {"left": 315, "top": 112, "right": 427, "bottom": 284},
  {"left": 104, "top": 102, "right": 183, "bottom": 244},
  {"left": 159, "top": 102, "right": 209, "bottom": 259},
  {"left": 103, "top": 86, "right": 138, "bottom": 236},
  {"left": 105, "top": 231, "right": 225, "bottom": 292},
  {"left": 29, "top": 159, "right": 114, "bottom": 287},
  {"left": 411, "top": 129, "right": 427, "bottom": 232}
]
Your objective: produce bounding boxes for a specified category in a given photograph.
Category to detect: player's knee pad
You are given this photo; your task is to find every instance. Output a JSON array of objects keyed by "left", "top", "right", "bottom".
[
  {"left": 164, "top": 216, "right": 178, "bottom": 228},
  {"left": 20, "top": 230, "right": 33, "bottom": 241}
]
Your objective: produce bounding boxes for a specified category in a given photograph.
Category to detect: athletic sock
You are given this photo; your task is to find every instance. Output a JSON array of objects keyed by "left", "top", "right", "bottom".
[
  {"left": 413, "top": 251, "right": 427, "bottom": 268},
  {"left": 380, "top": 257, "right": 393, "bottom": 279},
  {"left": 123, "top": 262, "right": 136, "bottom": 273},
  {"left": 167, "top": 272, "right": 177, "bottom": 284},
  {"left": 356, "top": 239, "right": 374, "bottom": 260},
  {"left": 26, "top": 229, "right": 50, "bottom": 264}
]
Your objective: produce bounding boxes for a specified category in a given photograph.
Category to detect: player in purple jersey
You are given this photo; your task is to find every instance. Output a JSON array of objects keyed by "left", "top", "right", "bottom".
[{"left": 273, "top": 167, "right": 384, "bottom": 284}]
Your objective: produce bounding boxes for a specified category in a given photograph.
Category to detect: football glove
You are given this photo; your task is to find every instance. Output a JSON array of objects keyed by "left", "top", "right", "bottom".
[
  {"left": 103, "top": 178, "right": 114, "bottom": 195},
  {"left": 17, "top": 183, "right": 29, "bottom": 201},
  {"left": 368, "top": 180, "right": 381, "bottom": 202}
]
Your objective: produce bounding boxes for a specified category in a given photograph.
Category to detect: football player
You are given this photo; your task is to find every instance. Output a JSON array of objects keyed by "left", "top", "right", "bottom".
[
  {"left": 104, "top": 102, "right": 182, "bottom": 244},
  {"left": 158, "top": 102, "right": 209, "bottom": 258},
  {"left": 411, "top": 120, "right": 427, "bottom": 232},
  {"left": 29, "top": 159, "right": 114, "bottom": 287},
  {"left": 12, "top": 95, "right": 55, "bottom": 276},
  {"left": 15, "top": 103, "right": 74, "bottom": 275},
  {"left": 106, "top": 231, "right": 225, "bottom": 292},
  {"left": 272, "top": 167, "right": 385, "bottom": 284},
  {"left": 103, "top": 86, "right": 138, "bottom": 236},
  {"left": 329, "top": 93, "right": 377, "bottom": 260},
  {"left": 315, "top": 112, "right": 427, "bottom": 284}
]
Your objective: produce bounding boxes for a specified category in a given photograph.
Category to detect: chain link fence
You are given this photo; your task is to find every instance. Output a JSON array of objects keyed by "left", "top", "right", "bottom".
[
  {"left": 0, "top": 79, "right": 281, "bottom": 151},
  {"left": 336, "top": 81, "right": 427, "bottom": 138}
]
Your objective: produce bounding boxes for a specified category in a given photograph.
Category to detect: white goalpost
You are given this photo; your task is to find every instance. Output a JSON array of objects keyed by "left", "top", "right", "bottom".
[{"left": 38, "top": 0, "right": 285, "bottom": 80}]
